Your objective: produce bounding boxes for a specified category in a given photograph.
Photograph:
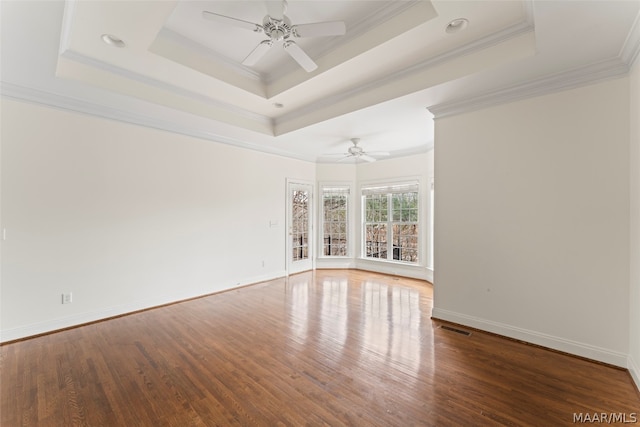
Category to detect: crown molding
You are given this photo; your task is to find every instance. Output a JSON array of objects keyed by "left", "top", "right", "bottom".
[
  {"left": 522, "top": 0, "right": 535, "bottom": 26},
  {"left": 155, "top": 28, "right": 263, "bottom": 82},
  {"left": 58, "top": 0, "right": 262, "bottom": 81},
  {"left": 59, "top": 49, "right": 270, "bottom": 127},
  {"left": 620, "top": 7, "right": 640, "bottom": 67},
  {"left": 0, "top": 82, "right": 314, "bottom": 163},
  {"left": 58, "top": 0, "right": 76, "bottom": 55},
  {"left": 428, "top": 57, "right": 630, "bottom": 119},
  {"left": 276, "top": 18, "right": 535, "bottom": 129},
  {"left": 429, "top": 5, "right": 640, "bottom": 119}
]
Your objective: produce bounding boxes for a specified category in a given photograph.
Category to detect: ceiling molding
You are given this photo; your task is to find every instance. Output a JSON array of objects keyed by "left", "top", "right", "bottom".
[
  {"left": 427, "top": 57, "right": 630, "bottom": 119},
  {"left": 522, "top": 0, "right": 535, "bottom": 26},
  {"left": 620, "top": 8, "right": 640, "bottom": 67},
  {"left": 155, "top": 28, "right": 263, "bottom": 82},
  {"left": 0, "top": 82, "right": 314, "bottom": 163},
  {"left": 276, "top": 18, "right": 535, "bottom": 129},
  {"left": 58, "top": 49, "right": 271, "bottom": 128},
  {"left": 429, "top": 3, "right": 637, "bottom": 120},
  {"left": 58, "top": 0, "right": 76, "bottom": 55}
]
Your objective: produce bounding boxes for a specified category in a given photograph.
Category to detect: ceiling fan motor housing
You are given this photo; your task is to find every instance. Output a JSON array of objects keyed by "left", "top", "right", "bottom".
[
  {"left": 263, "top": 16, "right": 293, "bottom": 41},
  {"left": 348, "top": 145, "right": 363, "bottom": 156}
]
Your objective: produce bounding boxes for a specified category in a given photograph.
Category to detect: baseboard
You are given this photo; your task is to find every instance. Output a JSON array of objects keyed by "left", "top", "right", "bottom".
[
  {"left": 354, "top": 258, "right": 431, "bottom": 282},
  {"left": 425, "top": 267, "right": 433, "bottom": 283},
  {"left": 315, "top": 258, "right": 356, "bottom": 270},
  {"left": 316, "top": 258, "right": 433, "bottom": 282},
  {"left": 431, "top": 307, "right": 628, "bottom": 368},
  {"left": 0, "top": 270, "right": 286, "bottom": 343},
  {"left": 242, "top": 270, "right": 288, "bottom": 287},
  {"left": 629, "top": 354, "right": 640, "bottom": 391}
]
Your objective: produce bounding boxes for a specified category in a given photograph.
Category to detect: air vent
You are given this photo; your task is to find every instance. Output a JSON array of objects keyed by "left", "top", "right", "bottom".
[{"left": 439, "top": 325, "right": 472, "bottom": 336}]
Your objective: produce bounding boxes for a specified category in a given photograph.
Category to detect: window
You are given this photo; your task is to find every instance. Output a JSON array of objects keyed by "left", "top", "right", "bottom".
[
  {"left": 322, "top": 187, "right": 349, "bottom": 256},
  {"left": 292, "top": 189, "right": 309, "bottom": 261},
  {"left": 363, "top": 182, "right": 419, "bottom": 263}
]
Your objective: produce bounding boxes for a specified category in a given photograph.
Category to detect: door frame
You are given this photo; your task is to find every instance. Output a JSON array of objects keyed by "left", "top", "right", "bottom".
[{"left": 286, "top": 178, "right": 314, "bottom": 275}]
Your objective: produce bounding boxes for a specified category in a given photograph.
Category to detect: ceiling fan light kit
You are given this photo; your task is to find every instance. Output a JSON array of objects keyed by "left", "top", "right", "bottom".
[{"left": 202, "top": 0, "right": 346, "bottom": 72}]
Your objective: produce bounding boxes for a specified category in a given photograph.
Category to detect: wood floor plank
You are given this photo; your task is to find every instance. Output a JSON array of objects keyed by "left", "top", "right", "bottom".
[{"left": 1, "top": 269, "right": 638, "bottom": 426}]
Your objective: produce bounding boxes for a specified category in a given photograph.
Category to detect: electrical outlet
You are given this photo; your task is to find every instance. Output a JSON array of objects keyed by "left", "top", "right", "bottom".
[{"left": 62, "top": 292, "right": 72, "bottom": 304}]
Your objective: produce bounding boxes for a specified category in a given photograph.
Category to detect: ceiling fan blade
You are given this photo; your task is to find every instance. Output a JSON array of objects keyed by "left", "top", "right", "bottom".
[
  {"left": 202, "top": 11, "right": 262, "bottom": 33},
  {"left": 293, "top": 21, "right": 346, "bottom": 38},
  {"left": 337, "top": 155, "right": 354, "bottom": 163},
  {"left": 321, "top": 153, "right": 349, "bottom": 157},
  {"left": 242, "top": 40, "right": 273, "bottom": 66},
  {"left": 360, "top": 154, "right": 377, "bottom": 163},
  {"left": 265, "top": 0, "right": 285, "bottom": 20},
  {"left": 283, "top": 41, "right": 317, "bottom": 72},
  {"left": 367, "top": 151, "right": 390, "bottom": 157}
]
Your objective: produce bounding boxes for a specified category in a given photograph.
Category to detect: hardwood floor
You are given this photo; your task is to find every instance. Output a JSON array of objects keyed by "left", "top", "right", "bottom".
[{"left": 2, "top": 269, "right": 638, "bottom": 426}]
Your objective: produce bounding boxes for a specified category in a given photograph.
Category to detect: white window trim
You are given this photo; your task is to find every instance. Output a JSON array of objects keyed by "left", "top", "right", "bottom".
[
  {"left": 359, "top": 177, "right": 424, "bottom": 266},
  {"left": 318, "top": 181, "right": 354, "bottom": 259}
]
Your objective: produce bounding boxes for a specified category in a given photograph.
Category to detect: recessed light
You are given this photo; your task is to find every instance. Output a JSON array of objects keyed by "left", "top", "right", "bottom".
[
  {"left": 446, "top": 18, "right": 468, "bottom": 34},
  {"left": 101, "top": 34, "right": 126, "bottom": 48},
  {"left": 273, "top": 102, "right": 284, "bottom": 109}
]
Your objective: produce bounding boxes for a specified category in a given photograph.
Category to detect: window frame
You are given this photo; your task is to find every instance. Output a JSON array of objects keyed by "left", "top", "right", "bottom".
[
  {"left": 361, "top": 181, "right": 420, "bottom": 264},
  {"left": 319, "top": 183, "right": 351, "bottom": 258}
]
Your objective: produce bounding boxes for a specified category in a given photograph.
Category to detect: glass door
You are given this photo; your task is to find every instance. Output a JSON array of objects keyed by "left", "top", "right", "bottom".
[{"left": 287, "top": 180, "right": 313, "bottom": 274}]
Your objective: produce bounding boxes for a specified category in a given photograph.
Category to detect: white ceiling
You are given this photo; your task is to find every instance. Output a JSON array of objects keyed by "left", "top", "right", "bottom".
[{"left": 2, "top": 0, "right": 639, "bottom": 163}]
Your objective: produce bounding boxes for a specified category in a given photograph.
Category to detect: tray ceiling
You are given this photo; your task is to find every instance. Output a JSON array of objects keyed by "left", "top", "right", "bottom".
[
  {"left": 2, "top": 1, "right": 639, "bottom": 162},
  {"left": 56, "top": 0, "right": 532, "bottom": 134}
]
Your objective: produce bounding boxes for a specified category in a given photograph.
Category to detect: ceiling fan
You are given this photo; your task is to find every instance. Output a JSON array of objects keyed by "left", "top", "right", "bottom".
[
  {"left": 323, "top": 138, "right": 391, "bottom": 163},
  {"left": 202, "top": 1, "right": 346, "bottom": 72}
]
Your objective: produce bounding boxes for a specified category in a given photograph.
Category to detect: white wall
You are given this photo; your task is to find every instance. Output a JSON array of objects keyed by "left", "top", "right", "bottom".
[
  {"left": 0, "top": 99, "right": 314, "bottom": 341},
  {"left": 432, "top": 77, "right": 631, "bottom": 367},
  {"left": 630, "top": 57, "right": 640, "bottom": 386}
]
